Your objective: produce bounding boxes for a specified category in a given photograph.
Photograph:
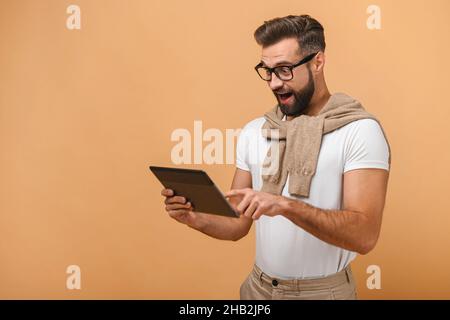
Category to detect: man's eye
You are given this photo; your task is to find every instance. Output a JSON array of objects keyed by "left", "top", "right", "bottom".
[{"left": 277, "top": 66, "right": 291, "bottom": 76}]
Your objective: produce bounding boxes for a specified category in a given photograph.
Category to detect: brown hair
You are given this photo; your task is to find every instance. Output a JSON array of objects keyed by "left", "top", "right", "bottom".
[{"left": 254, "top": 15, "right": 326, "bottom": 55}]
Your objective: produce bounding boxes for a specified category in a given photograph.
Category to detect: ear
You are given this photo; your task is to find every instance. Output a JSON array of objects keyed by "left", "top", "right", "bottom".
[{"left": 312, "top": 51, "right": 326, "bottom": 73}]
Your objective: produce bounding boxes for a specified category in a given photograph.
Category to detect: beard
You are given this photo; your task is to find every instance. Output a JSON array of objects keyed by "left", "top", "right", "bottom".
[{"left": 276, "top": 67, "right": 315, "bottom": 117}]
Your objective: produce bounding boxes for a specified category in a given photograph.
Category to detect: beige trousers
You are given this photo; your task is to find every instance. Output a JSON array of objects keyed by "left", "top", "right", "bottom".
[{"left": 240, "top": 264, "right": 357, "bottom": 300}]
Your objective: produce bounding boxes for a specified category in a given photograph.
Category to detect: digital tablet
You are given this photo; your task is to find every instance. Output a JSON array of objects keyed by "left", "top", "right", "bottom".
[{"left": 150, "top": 166, "right": 239, "bottom": 218}]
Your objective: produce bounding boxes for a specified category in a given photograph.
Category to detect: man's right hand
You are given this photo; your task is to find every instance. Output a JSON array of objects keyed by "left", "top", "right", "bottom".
[{"left": 161, "top": 188, "right": 201, "bottom": 229}]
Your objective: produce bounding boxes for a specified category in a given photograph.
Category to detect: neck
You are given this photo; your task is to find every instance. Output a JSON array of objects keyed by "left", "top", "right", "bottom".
[{"left": 287, "top": 85, "right": 331, "bottom": 120}]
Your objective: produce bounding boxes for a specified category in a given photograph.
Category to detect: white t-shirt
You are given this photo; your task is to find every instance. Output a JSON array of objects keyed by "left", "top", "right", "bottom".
[{"left": 236, "top": 117, "right": 390, "bottom": 279}]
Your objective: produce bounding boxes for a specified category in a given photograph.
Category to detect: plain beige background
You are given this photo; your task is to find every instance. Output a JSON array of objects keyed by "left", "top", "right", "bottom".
[{"left": 1, "top": 0, "right": 450, "bottom": 299}]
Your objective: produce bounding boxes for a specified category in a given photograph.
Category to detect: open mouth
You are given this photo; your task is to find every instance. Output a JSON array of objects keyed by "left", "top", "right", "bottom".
[{"left": 277, "top": 92, "right": 294, "bottom": 103}]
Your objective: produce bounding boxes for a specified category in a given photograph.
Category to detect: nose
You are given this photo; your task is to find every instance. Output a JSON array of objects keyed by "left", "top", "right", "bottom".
[{"left": 268, "top": 73, "right": 283, "bottom": 91}]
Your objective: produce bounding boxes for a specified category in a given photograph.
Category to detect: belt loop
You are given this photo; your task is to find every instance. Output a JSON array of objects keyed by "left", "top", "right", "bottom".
[
  {"left": 254, "top": 265, "right": 264, "bottom": 287},
  {"left": 345, "top": 266, "right": 351, "bottom": 283}
]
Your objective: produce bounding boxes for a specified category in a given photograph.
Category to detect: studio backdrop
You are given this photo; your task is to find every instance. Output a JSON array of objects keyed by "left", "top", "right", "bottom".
[{"left": 1, "top": 0, "right": 450, "bottom": 299}]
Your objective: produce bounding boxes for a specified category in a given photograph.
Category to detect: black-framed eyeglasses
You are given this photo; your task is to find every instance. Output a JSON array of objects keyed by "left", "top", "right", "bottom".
[{"left": 254, "top": 52, "right": 319, "bottom": 81}]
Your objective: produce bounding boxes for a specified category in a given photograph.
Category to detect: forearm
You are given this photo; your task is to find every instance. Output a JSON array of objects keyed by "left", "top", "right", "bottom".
[
  {"left": 189, "top": 212, "right": 249, "bottom": 241},
  {"left": 280, "top": 198, "right": 378, "bottom": 254}
]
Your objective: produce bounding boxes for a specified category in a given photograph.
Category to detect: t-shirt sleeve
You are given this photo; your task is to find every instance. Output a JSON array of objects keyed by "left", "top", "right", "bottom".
[
  {"left": 235, "top": 125, "right": 250, "bottom": 171},
  {"left": 343, "top": 119, "right": 390, "bottom": 173}
]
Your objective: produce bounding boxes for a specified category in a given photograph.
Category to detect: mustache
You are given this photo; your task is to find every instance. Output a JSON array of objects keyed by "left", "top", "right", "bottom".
[{"left": 274, "top": 90, "right": 293, "bottom": 95}]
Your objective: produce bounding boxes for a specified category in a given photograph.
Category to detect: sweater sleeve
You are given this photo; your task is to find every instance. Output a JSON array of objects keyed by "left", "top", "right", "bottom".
[{"left": 343, "top": 119, "right": 390, "bottom": 173}]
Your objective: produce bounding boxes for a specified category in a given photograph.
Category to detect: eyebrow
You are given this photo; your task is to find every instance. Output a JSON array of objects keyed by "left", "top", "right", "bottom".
[{"left": 259, "top": 60, "right": 294, "bottom": 67}]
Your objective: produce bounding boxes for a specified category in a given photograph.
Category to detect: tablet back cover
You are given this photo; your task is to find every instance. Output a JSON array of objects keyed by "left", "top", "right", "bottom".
[{"left": 150, "top": 166, "right": 238, "bottom": 218}]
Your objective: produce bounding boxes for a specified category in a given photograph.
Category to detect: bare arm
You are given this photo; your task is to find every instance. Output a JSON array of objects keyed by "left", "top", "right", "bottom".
[
  {"left": 225, "top": 168, "right": 389, "bottom": 254},
  {"left": 280, "top": 168, "right": 389, "bottom": 254},
  {"left": 162, "top": 168, "right": 253, "bottom": 241}
]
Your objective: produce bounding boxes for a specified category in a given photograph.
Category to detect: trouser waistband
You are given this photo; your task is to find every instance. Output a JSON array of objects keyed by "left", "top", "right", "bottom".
[{"left": 252, "top": 264, "right": 353, "bottom": 291}]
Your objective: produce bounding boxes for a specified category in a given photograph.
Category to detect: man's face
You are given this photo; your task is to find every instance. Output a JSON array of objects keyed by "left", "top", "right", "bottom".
[{"left": 260, "top": 38, "right": 315, "bottom": 117}]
